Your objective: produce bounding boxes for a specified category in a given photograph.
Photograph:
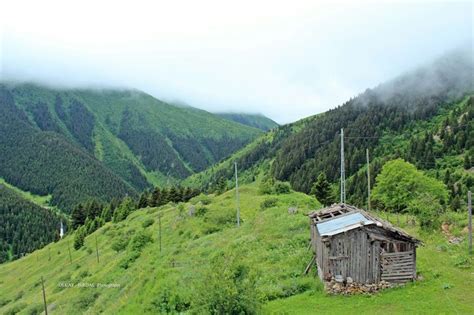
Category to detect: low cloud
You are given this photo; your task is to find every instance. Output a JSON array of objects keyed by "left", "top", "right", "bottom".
[{"left": 1, "top": 0, "right": 472, "bottom": 123}]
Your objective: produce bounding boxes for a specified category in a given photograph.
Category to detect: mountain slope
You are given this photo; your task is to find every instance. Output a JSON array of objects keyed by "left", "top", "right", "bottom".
[
  {"left": 186, "top": 48, "right": 474, "bottom": 209},
  {"left": 217, "top": 113, "right": 279, "bottom": 131},
  {"left": 0, "top": 184, "right": 472, "bottom": 314},
  {"left": 0, "top": 87, "right": 138, "bottom": 210},
  {"left": 0, "top": 83, "right": 262, "bottom": 209},
  {"left": 0, "top": 184, "right": 63, "bottom": 263}
]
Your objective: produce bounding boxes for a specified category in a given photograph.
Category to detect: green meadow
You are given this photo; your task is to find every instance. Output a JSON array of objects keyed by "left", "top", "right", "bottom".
[{"left": 0, "top": 184, "right": 472, "bottom": 314}]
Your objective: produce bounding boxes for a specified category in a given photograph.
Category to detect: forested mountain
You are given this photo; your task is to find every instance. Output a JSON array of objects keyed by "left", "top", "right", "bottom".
[
  {"left": 187, "top": 48, "right": 474, "bottom": 210},
  {"left": 217, "top": 113, "right": 279, "bottom": 131},
  {"left": 0, "top": 184, "right": 63, "bottom": 263},
  {"left": 0, "top": 84, "right": 262, "bottom": 209}
]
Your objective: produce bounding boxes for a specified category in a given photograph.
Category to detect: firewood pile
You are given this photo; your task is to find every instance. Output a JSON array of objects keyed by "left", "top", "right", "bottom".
[{"left": 325, "top": 277, "right": 393, "bottom": 295}]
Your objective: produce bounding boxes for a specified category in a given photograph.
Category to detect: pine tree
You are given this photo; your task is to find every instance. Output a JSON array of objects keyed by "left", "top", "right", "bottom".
[
  {"left": 101, "top": 205, "right": 113, "bottom": 222},
  {"left": 168, "top": 186, "right": 180, "bottom": 203},
  {"left": 138, "top": 191, "right": 150, "bottom": 209},
  {"left": 216, "top": 177, "right": 227, "bottom": 195},
  {"left": 464, "top": 154, "right": 471, "bottom": 170},
  {"left": 151, "top": 187, "right": 162, "bottom": 207},
  {"left": 71, "top": 204, "right": 86, "bottom": 229},
  {"left": 73, "top": 227, "right": 86, "bottom": 250},
  {"left": 310, "top": 173, "right": 333, "bottom": 206}
]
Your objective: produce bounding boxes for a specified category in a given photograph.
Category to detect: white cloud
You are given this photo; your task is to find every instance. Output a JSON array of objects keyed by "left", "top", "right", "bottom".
[{"left": 1, "top": 0, "right": 472, "bottom": 123}]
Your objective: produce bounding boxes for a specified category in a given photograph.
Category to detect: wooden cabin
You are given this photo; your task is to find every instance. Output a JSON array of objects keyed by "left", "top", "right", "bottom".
[{"left": 309, "top": 204, "right": 420, "bottom": 284}]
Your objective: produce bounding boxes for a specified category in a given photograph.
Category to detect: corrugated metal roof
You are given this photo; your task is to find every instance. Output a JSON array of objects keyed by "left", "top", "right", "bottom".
[{"left": 316, "top": 212, "right": 374, "bottom": 236}]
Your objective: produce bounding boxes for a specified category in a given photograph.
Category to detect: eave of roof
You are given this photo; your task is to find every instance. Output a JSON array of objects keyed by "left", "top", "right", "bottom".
[{"left": 308, "top": 203, "right": 421, "bottom": 244}]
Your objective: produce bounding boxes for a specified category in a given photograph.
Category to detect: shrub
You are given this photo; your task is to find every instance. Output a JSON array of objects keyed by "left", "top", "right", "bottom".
[
  {"left": 408, "top": 194, "right": 444, "bottom": 230},
  {"left": 192, "top": 255, "right": 260, "bottom": 314},
  {"left": 14, "top": 290, "right": 23, "bottom": 301},
  {"left": 260, "top": 198, "right": 278, "bottom": 210},
  {"left": 199, "top": 195, "right": 212, "bottom": 205},
  {"left": 142, "top": 218, "right": 155, "bottom": 228},
  {"left": 196, "top": 206, "right": 208, "bottom": 217},
  {"left": 148, "top": 288, "right": 190, "bottom": 313},
  {"left": 74, "top": 292, "right": 100, "bottom": 310},
  {"left": 25, "top": 303, "right": 43, "bottom": 315},
  {"left": 119, "top": 251, "right": 141, "bottom": 269},
  {"left": 4, "top": 303, "right": 27, "bottom": 315},
  {"left": 258, "top": 180, "right": 274, "bottom": 195},
  {"left": 0, "top": 297, "right": 11, "bottom": 307},
  {"left": 274, "top": 181, "right": 291, "bottom": 194},
  {"left": 280, "top": 278, "right": 313, "bottom": 298},
  {"left": 129, "top": 231, "right": 153, "bottom": 252},
  {"left": 111, "top": 235, "right": 130, "bottom": 252},
  {"left": 453, "top": 255, "right": 472, "bottom": 269}
]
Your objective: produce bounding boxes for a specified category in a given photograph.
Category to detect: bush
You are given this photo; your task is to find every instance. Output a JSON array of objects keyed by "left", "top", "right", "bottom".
[
  {"left": 111, "top": 235, "right": 130, "bottom": 252},
  {"left": 196, "top": 206, "right": 208, "bottom": 217},
  {"left": 0, "top": 297, "right": 11, "bottom": 307},
  {"left": 74, "top": 292, "right": 100, "bottom": 310},
  {"left": 198, "top": 195, "right": 212, "bottom": 205},
  {"left": 129, "top": 231, "right": 153, "bottom": 252},
  {"left": 192, "top": 254, "right": 260, "bottom": 314},
  {"left": 148, "top": 288, "right": 190, "bottom": 313},
  {"left": 25, "top": 303, "right": 44, "bottom": 315},
  {"left": 274, "top": 181, "right": 291, "bottom": 194},
  {"left": 4, "top": 303, "right": 27, "bottom": 315},
  {"left": 408, "top": 194, "right": 444, "bottom": 230},
  {"left": 258, "top": 180, "right": 274, "bottom": 195},
  {"left": 142, "top": 218, "right": 155, "bottom": 228},
  {"left": 119, "top": 251, "right": 141, "bottom": 269},
  {"left": 260, "top": 198, "right": 278, "bottom": 210}
]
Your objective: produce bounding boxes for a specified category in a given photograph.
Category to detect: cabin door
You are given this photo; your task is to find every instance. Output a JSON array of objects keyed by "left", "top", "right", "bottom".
[{"left": 380, "top": 247, "right": 415, "bottom": 282}]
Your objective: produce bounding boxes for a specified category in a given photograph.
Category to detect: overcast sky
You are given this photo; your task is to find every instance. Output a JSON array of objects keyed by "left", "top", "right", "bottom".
[{"left": 0, "top": 1, "right": 472, "bottom": 123}]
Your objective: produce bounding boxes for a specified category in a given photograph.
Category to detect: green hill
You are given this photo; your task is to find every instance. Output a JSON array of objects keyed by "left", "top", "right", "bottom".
[
  {"left": 0, "top": 184, "right": 64, "bottom": 263},
  {"left": 0, "top": 83, "right": 262, "bottom": 210},
  {"left": 216, "top": 113, "right": 279, "bottom": 131},
  {"left": 0, "top": 183, "right": 472, "bottom": 314},
  {"left": 187, "top": 48, "right": 474, "bottom": 211}
]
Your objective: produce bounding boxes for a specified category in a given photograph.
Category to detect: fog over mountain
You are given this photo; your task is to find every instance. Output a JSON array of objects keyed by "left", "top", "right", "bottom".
[{"left": 0, "top": 0, "right": 472, "bottom": 123}]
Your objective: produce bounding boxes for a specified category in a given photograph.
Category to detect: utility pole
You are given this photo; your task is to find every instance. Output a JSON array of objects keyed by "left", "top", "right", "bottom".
[
  {"left": 159, "top": 214, "right": 162, "bottom": 252},
  {"left": 340, "top": 129, "right": 346, "bottom": 204},
  {"left": 95, "top": 235, "right": 100, "bottom": 264},
  {"left": 366, "top": 148, "right": 371, "bottom": 211},
  {"left": 468, "top": 191, "right": 472, "bottom": 255},
  {"left": 67, "top": 239, "right": 72, "bottom": 264},
  {"left": 41, "top": 276, "right": 48, "bottom": 315},
  {"left": 235, "top": 162, "right": 240, "bottom": 227}
]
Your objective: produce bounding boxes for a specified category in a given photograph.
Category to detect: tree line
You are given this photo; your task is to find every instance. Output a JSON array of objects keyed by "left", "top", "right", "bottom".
[{"left": 71, "top": 186, "right": 201, "bottom": 249}]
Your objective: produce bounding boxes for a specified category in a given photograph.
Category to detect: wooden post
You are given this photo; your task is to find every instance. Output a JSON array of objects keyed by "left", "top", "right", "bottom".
[
  {"left": 340, "top": 129, "right": 345, "bottom": 203},
  {"left": 468, "top": 191, "right": 472, "bottom": 255},
  {"left": 41, "top": 276, "right": 48, "bottom": 315},
  {"left": 235, "top": 162, "right": 240, "bottom": 227},
  {"left": 366, "top": 148, "right": 371, "bottom": 211},
  {"left": 95, "top": 235, "right": 100, "bottom": 264},
  {"left": 159, "top": 215, "right": 162, "bottom": 253},
  {"left": 48, "top": 247, "right": 51, "bottom": 261},
  {"left": 67, "top": 239, "right": 72, "bottom": 264}
]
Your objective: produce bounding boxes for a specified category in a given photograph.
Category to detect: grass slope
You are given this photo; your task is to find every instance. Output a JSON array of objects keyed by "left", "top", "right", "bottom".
[
  {"left": 0, "top": 178, "right": 52, "bottom": 209},
  {"left": 1, "top": 184, "right": 472, "bottom": 314}
]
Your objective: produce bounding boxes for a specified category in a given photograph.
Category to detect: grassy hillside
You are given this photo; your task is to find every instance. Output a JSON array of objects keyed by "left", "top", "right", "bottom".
[
  {"left": 217, "top": 113, "right": 279, "bottom": 131},
  {"left": 1, "top": 183, "right": 472, "bottom": 314},
  {"left": 0, "top": 83, "right": 262, "bottom": 209}
]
